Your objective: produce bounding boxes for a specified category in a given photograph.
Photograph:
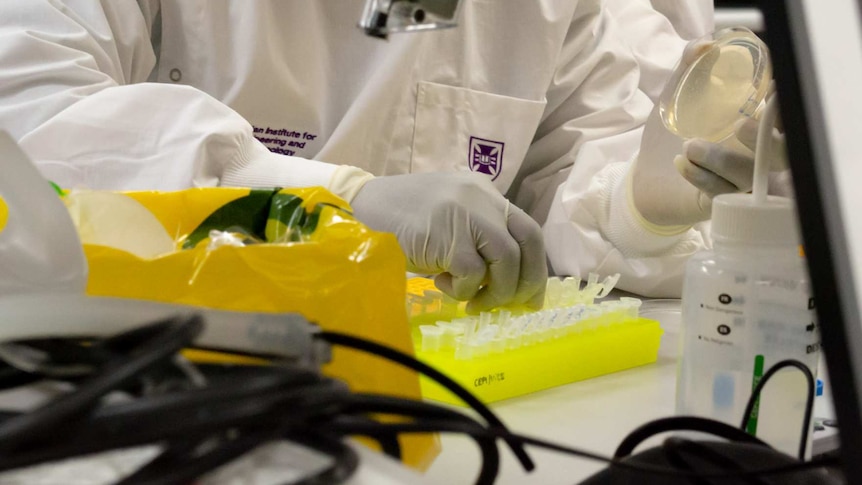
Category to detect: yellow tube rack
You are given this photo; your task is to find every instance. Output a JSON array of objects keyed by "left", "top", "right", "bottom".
[{"left": 407, "top": 278, "right": 662, "bottom": 406}]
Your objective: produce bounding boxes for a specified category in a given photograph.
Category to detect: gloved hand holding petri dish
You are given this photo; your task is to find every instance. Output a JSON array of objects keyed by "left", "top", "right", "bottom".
[
  {"left": 630, "top": 28, "right": 779, "bottom": 230},
  {"left": 662, "top": 28, "right": 787, "bottom": 204}
]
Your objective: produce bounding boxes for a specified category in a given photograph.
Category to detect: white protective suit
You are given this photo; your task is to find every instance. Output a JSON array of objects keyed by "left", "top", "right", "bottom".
[{"left": 0, "top": 0, "right": 712, "bottom": 297}]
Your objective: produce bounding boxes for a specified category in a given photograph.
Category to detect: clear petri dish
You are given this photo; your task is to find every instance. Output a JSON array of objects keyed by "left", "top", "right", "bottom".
[{"left": 659, "top": 27, "right": 772, "bottom": 143}]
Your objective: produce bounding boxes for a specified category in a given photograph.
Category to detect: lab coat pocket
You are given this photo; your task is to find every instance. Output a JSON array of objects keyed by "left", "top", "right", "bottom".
[{"left": 412, "top": 81, "right": 547, "bottom": 193}]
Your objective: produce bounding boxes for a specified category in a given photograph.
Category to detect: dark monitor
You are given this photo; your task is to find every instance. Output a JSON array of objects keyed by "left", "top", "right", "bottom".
[{"left": 759, "top": 0, "right": 862, "bottom": 480}]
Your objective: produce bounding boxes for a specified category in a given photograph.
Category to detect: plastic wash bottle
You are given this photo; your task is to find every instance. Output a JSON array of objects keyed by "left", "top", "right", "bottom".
[{"left": 676, "top": 193, "right": 820, "bottom": 457}]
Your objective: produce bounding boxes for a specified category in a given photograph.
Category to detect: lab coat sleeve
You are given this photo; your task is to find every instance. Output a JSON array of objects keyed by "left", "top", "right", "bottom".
[
  {"left": 603, "top": 0, "right": 714, "bottom": 102},
  {"left": 544, "top": 153, "right": 710, "bottom": 298},
  {"left": 0, "top": 0, "right": 364, "bottom": 197},
  {"left": 526, "top": 3, "right": 710, "bottom": 298},
  {"left": 648, "top": 0, "right": 715, "bottom": 41}
]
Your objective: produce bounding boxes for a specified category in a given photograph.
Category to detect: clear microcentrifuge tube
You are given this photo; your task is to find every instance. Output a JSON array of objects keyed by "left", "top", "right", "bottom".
[
  {"left": 454, "top": 336, "right": 472, "bottom": 360},
  {"left": 619, "top": 297, "right": 643, "bottom": 321},
  {"left": 470, "top": 338, "right": 488, "bottom": 359},
  {"left": 419, "top": 325, "right": 444, "bottom": 352},
  {"left": 435, "top": 321, "right": 459, "bottom": 350},
  {"left": 596, "top": 273, "right": 621, "bottom": 299},
  {"left": 561, "top": 277, "right": 581, "bottom": 306},
  {"left": 600, "top": 301, "right": 622, "bottom": 327},
  {"left": 577, "top": 273, "right": 602, "bottom": 304},
  {"left": 478, "top": 312, "right": 492, "bottom": 332},
  {"left": 498, "top": 310, "right": 511, "bottom": 329},
  {"left": 546, "top": 277, "right": 563, "bottom": 308}
]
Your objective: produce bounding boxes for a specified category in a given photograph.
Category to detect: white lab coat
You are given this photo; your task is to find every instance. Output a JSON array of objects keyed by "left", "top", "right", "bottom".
[
  {"left": 0, "top": 0, "right": 712, "bottom": 297},
  {"left": 605, "top": 0, "right": 715, "bottom": 101}
]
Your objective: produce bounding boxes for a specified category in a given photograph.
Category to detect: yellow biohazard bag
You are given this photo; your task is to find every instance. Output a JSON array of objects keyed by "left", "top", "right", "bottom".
[{"left": 81, "top": 186, "right": 439, "bottom": 468}]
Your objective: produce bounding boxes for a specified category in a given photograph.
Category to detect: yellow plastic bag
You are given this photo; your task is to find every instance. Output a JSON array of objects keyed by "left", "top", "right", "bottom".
[{"left": 82, "top": 186, "right": 439, "bottom": 468}]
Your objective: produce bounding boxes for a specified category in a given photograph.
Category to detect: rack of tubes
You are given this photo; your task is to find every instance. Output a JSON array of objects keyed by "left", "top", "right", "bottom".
[{"left": 407, "top": 275, "right": 664, "bottom": 405}]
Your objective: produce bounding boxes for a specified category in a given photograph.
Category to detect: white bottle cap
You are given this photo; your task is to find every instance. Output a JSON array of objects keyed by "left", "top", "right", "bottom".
[{"left": 711, "top": 193, "right": 801, "bottom": 247}]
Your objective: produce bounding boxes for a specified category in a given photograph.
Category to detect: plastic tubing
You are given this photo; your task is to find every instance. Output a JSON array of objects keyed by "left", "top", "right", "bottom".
[{"left": 753, "top": 95, "right": 780, "bottom": 205}]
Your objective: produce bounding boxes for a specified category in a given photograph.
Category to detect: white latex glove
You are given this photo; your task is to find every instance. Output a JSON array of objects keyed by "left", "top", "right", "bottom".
[
  {"left": 631, "top": 40, "right": 719, "bottom": 230},
  {"left": 733, "top": 116, "right": 787, "bottom": 171},
  {"left": 675, "top": 107, "right": 791, "bottom": 198},
  {"left": 631, "top": 102, "right": 714, "bottom": 230},
  {"left": 633, "top": 112, "right": 789, "bottom": 229},
  {"left": 674, "top": 112, "right": 788, "bottom": 192},
  {"left": 350, "top": 172, "right": 547, "bottom": 312}
]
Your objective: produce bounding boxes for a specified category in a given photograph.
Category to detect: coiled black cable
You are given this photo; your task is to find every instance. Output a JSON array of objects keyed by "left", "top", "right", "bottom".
[
  {"left": 0, "top": 316, "right": 203, "bottom": 453},
  {"left": 314, "top": 330, "right": 535, "bottom": 472},
  {"left": 739, "top": 359, "right": 815, "bottom": 460},
  {"left": 336, "top": 394, "right": 501, "bottom": 484},
  {"left": 285, "top": 430, "right": 361, "bottom": 485}
]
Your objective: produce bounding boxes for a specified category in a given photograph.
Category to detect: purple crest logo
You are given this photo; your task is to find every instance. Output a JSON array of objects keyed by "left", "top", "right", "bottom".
[{"left": 469, "top": 136, "right": 504, "bottom": 180}]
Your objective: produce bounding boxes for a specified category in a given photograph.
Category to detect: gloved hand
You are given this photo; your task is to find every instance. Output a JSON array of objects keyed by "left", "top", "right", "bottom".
[
  {"left": 633, "top": 111, "right": 790, "bottom": 229},
  {"left": 631, "top": 103, "right": 713, "bottom": 230},
  {"left": 350, "top": 172, "right": 547, "bottom": 312},
  {"left": 733, "top": 116, "right": 787, "bottom": 171},
  {"left": 631, "top": 39, "right": 719, "bottom": 230},
  {"left": 631, "top": 40, "right": 788, "bottom": 230},
  {"left": 675, "top": 108, "right": 788, "bottom": 193}
]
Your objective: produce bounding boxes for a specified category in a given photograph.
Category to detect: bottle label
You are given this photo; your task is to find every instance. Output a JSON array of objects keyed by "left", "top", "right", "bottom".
[
  {"left": 684, "top": 268, "right": 819, "bottom": 363},
  {"left": 746, "top": 354, "right": 765, "bottom": 435},
  {"left": 689, "top": 273, "right": 747, "bottom": 351}
]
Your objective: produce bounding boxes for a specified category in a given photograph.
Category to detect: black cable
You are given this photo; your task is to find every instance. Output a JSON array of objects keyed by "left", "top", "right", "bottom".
[
  {"left": 739, "top": 359, "right": 815, "bottom": 460},
  {"left": 55, "top": 381, "right": 349, "bottom": 457},
  {"left": 615, "top": 416, "right": 771, "bottom": 458},
  {"left": 0, "top": 315, "right": 203, "bottom": 452},
  {"left": 0, "top": 322, "right": 387, "bottom": 484},
  {"left": 367, "top": 427, "right": 402, "bottom": 461},
  {"left": 315, "top": 330, "right": 535, "bottom": 472},
  {"left": 79, "top": 368, "right": 328, "bottom": 428},
  {"left": 119, "top": 427, "right": 360, "bottom": 485},
  {"left": 0, "top": 364, "right": 39, "bottom": 391},
  {"left": 116, "top": 438, "right": 202, "bottom": 484},
  {"left": 0, "top": 364, "right": 350, "bottom": 475},
  {"left": 327, "top": 414, "right": 403, "bottom": 460},
  {"left": 340, "top": 393, "right": 500, "bottom": 482},
  {"left": 322, "top": 416, "right": 500, "bottom": 485},
  {"left": 116, "top": 430, "right": 278, "bottom": 485},
  {"left": 285, "top": 430, "right": 360, "bottom": 485},
  {"left": 0, "top": 384, "right": 353, "bottom": 481}
]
